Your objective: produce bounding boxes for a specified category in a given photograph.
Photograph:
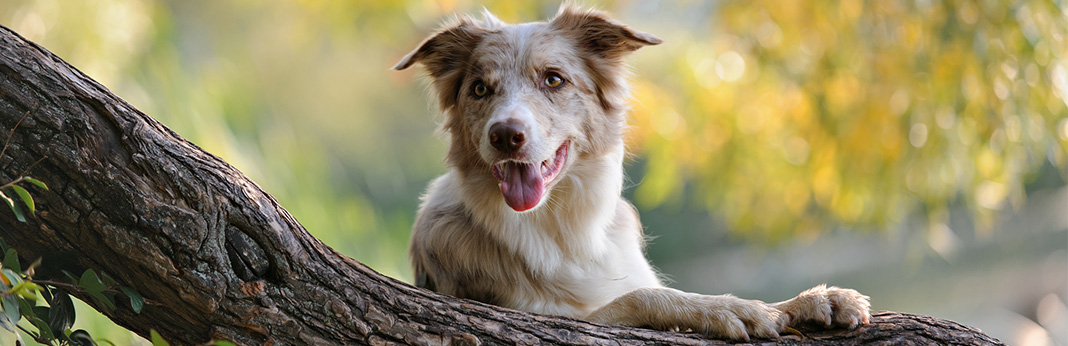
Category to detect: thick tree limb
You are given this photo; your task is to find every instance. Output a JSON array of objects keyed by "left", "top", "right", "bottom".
[{"left": 0, "top": 25, "right": 1003, "bottom": 345}]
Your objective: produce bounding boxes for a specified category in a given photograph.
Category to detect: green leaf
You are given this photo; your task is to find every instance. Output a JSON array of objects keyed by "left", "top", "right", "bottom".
[
  {"left": 99, "top": 272, "right": 118, "bottom": 287},
  {"left": 32, "top": 306, "right": 48, "bottom": 322},
  {"left": 0, "top": 191, "right": 12, "bottom": 209},
  {"left": 47, "top": 289, "right": 75, "bottom": 333},
  {"left": 0, "top": 315, "right": 11, "bottom": 333},
  {"left": 16, "top": 297, "right": 35, "bottom": 320},
  {"left": 11, "top": 205, "right": 25, "bottom": 222},
  {"left": 11, "top": 185, "right": 33, "bottom": 216},
  {"left": 22, "top": 177, "right": 47, "bottom": 191},
  {"left": 96, "top": 338, "right": 118, "bottom": 346},
  {"left": 2, "top": 190, "right": 26, "bottom": 223},
  {"left": 88, "top": 291, "right": 116, "bottom": 312},
  {"left": 10, "top": 281, "right": 41, "bottom": 301},
  {"left": 118, "top": 286, "right": 144, "bottom": 314},
  {"left": 79, "top": 269, "right": 115, "bottom": 312},
  {"left": 79, "top": 269, "right": 106, "bottom": 295},
  {"left": 29, "top": 317, "right": 55, "bottom": 341},
  {"left": 62, "top": 270, "right": 78, "bottom": 284},
  {"left": 17, "top": 282, "right": 42, "bottom": 300},
  {"left": 2, "top": 295, "right": 20, "bottom": 327},
  {"left": 27, "top": 309, "right": 56, "bottom": 341},
  {"left": 2, "top": 268, "right": 22, "bottom": 289},
  {"left": 2, "top": 248, "right": 20, "bottom": 273},
  {"left": 150, "top": 329, "right": 170, "bottom": 346},
  {"left": 70, "top": 329, "right": 98, "bottom": 346}
]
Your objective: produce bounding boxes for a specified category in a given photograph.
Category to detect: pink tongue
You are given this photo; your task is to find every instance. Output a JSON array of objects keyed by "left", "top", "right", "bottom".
[{"left": 498, "top": 162, "right": 544, "bottom": 212}]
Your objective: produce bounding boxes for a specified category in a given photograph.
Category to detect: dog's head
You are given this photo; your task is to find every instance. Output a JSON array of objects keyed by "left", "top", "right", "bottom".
[{"left": 396, "top": 6, "right": 659, "bottom": 212}]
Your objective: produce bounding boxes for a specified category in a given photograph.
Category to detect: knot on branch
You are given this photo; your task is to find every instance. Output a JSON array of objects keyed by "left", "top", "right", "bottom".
[{"left": 225, "top": 225, "right": 269, "bottom": 281}]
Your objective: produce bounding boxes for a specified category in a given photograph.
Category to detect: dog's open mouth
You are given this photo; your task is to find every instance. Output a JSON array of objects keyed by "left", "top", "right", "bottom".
[{"left": 491, "top": 141, "right": 570, "bottom": 212}]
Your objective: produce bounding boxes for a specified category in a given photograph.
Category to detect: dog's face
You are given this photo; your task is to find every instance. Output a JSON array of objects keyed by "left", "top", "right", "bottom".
[{"left": 396, "top": 6, "right": 659, "bottom": 212}]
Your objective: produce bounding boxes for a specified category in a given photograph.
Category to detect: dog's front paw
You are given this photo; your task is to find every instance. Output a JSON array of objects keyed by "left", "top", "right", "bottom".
[
  {"left": 773, "top": 284, "right": 871, "bottom": 329},
  {"left": 683, "top": 295, "right": 787, "bottom": 340},
  {"left": 586, "top": 288, "right": 786, "bottom": 340}
]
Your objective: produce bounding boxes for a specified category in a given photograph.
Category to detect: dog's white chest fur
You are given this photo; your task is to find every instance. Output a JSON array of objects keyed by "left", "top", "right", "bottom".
[{"left": 416, "top": 148, "right": 660, "bottom": 317}]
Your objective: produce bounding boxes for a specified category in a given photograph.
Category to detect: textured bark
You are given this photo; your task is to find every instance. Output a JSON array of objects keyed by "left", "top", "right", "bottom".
[{"left": 0, "top": 24, "right": 1004, "bottom": 345}]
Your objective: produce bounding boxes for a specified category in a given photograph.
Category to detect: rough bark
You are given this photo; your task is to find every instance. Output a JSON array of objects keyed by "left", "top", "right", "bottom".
[{"left": 0, "top": 24, "right": 1004, "bottom": 345}]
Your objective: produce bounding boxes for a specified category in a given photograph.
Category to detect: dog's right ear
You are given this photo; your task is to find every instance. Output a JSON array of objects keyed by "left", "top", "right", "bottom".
[
  {"left": 394, "top": 19, "right": 487, "bottom": 110},
  {"left": 393, "top": 19, "right": 485, "bottom": 74}
]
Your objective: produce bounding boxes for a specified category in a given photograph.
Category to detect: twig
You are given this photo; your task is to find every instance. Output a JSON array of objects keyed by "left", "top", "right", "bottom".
[
  {"left": 0, "top": 176, "right": 23, "bottom": 190},
  {"left": 0, "top": 119, "right": 48, "bottom": 190},
  {"left": 19, "top": 156, "right": 47, "bottom": 177},
  {"left": 0, "top": 109, "right": 30, "bottom": 161}
]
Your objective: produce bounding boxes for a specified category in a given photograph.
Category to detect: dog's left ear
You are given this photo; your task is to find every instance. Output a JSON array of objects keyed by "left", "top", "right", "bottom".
[{"left": 550, "top": 6, "right": 661, "bottom": 60}]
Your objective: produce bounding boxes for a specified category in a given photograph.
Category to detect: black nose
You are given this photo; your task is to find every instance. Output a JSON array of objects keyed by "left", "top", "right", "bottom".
[{"left": 489, "top": 121, "right": 526, "bottom": 154}]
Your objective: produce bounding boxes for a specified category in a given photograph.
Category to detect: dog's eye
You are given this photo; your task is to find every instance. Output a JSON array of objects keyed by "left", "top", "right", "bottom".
[
  {"left": 544, "top": 74, "right": 565, "bottom": 89},
  {"left": 473, "top": 82, "right": 490, "bottom": 98}
]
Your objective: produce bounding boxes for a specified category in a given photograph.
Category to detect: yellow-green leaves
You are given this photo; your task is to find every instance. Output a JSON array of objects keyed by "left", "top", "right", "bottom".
[{"left": 629, "top": 1, "right": 1068, "bottom": 241}]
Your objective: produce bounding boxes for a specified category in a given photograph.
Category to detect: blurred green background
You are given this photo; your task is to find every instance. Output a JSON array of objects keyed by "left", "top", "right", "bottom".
[{"left": 2, "top": 0, "right": 1066, "bottom": 345}]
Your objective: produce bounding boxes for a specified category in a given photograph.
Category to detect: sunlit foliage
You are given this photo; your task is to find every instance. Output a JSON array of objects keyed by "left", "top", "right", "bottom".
[{"left": 629, "top": 1, "right": 1067, "bottom": 242}]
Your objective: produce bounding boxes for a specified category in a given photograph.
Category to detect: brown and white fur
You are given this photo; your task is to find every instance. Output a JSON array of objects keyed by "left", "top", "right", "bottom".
[{"left": 394, "top": 5, "right": 871, "bottom": 340}]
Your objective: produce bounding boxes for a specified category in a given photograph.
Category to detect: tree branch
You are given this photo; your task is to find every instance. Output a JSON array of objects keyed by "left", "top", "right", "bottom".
[{"left": 0, "top": 24, "right": 1004, "bottom": 345}]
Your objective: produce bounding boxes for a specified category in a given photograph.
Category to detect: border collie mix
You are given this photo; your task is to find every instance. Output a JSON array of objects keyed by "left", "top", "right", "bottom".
[{"left": 394, "top": 5, "right": 870, "bottom": 340}]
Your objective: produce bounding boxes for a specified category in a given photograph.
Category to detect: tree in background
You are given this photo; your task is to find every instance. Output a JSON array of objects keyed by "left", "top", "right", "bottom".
[{"left": 629, "top": 0, "right": 1066, "bottom": 243}]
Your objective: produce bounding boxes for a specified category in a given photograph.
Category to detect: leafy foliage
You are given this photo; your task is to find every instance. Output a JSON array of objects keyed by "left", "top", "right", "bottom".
[
  {"left": 629, "top": 0, "right": 1068, "bottom": 241},
  {"left": 0, "top": 239, "right": 144, "bottom": 345}
]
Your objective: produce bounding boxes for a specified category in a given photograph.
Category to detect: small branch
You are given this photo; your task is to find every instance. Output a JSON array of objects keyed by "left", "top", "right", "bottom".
[
  {"left": 19, "top": 157, "right": 46, "bottom": 177},
  {"left": 0, "top": 176, "right": 24, "bottom": 190},
  {"left": 0, "top": 107, "right": 46, "bottom": 190},
  {"left": 0, "top": 154, "right": 47, "bottom": 192},
  {"left": 0, "top": 108, "right": 30, "bottom": 162}
]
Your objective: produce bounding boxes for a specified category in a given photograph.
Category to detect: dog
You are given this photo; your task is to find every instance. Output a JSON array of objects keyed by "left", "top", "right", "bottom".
[{"left": 394, "top": 5, "right": 871, "bottom": 340}]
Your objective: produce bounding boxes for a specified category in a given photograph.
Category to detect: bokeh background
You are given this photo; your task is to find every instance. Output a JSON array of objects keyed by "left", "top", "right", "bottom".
[{"left": 2, "top": 0, "right": 1066, "bottom": 345}]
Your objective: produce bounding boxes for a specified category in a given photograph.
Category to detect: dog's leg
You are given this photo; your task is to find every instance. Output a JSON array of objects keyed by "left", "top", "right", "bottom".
[
  {"left": 770, "top": 284, "right": 871, "bottom": 329},
  {"left": 585, "top": 287, "right": 786, "bottom": 340}
]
